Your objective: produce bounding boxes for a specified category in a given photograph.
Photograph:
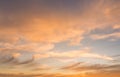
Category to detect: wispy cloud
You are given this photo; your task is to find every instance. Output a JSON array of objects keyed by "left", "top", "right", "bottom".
[
  {"left": 61, "top": 62, "right": 120, "bottom": 73},
  {"left": 90, "top": 32, "right": 120, "bottom": 41}
]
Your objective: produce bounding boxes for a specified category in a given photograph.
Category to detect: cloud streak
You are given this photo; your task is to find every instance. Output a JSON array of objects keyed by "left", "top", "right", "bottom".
[
  {"left": 34, "top": 48, "right": 113, "bottom": 61},
  {"left": 61, "top": 62, "right": 120, "bottom": 73},
  {"left": 90, "top": 32, "right": 120, "bottom": 41}
]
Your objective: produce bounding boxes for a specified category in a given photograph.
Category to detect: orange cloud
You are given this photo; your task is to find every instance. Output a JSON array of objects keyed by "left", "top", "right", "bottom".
[
  {"left": 113, "top": 24, "right": 120, "bottom": 29},
  {"left": 0, "top": 71, "right": 119, "bottom": 77},
  {"left": 12, "top": 53, "right": 21, "bottom": 58},
  {"left": 0, "top": 0, "right": 119, "bottom": 76},
  {"left": 0, "top": 0, "right": 119, "bottom": 45}
]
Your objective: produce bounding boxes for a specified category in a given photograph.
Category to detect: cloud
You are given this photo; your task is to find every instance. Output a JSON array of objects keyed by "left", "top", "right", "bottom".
[
  {"left": 0, "top": 42, "right": 54, "bottom": 53},
  {"left": 0, "top": 0, "right": 119, "bottom": 75},
  {"left": 0, "top": 56, "right": 15, "bottom": 64},
  {"left": 0, "top": 0, "right": 119, "bottom": 45},
  {"left": 31, "top": 64, "right": 51, "bottom": 71},
  {"left": 34, "top": 48, "right": 113, "bottom": 61},
  {"left": 0, "top": 42, "right": 54, "bottom": 67},
  {"left": 61, "top": 62, "right": 84, "bottom": 70},
  {"left": 12, "top": 53, "right": 21, "bottom": 58},
  {"left": 0, "top": 71, "right": 120, "bottom": 77},
  {"left": 112, "top": 54, "right": 120, "bottom": 58},
  {"left": 14, "top": 56, "right": 35, "bottom": 65},
  {"left": 0, "top": 53, "right": 35, "bottom": 67},
  {"left": 113, "top": 24, "right": 120, "bottom": 29},
  {"left": 61, "top": 62, "right": 120, "bottom": 73},
  {"left": 90, "top": 32, "right": 120, "bottom": 40}
]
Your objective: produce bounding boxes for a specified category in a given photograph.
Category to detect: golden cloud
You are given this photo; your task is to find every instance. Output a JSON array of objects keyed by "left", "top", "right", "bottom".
[{"left": 0, "top": 0, "right": 119, "bottom": 45}]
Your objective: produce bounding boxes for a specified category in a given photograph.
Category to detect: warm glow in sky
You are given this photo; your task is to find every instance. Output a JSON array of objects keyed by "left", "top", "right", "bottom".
[{"left": 0, "top": 0, "right": 120, "bottom": 77}]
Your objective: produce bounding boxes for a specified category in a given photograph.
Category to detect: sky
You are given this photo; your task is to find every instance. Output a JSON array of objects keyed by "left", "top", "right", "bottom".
[{"left": 0, "top": 0, "right": 120, "bottom": 77}]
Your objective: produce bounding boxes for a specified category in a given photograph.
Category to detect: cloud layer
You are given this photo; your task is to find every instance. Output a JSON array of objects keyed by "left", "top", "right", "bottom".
[{"left": 0, "top": 0, "right": 120, "bottom": 76}]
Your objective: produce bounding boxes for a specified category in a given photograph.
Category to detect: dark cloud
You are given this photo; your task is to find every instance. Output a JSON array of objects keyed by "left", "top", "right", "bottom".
[
  {"left": 112, "top": 54, "right": 120, "bottom": 58},
  {"left": 0, "top": 56, "right": 15, "bottom": 64},
  {"left": 61, "top": 62, "right": 83, "bottom": 69},
  {"left": 61, "top": 62, "right": 120, "bottom": 73},
  {"left": 0, "top": 54, "right": 35, "bottom": 67},
  {"left": 12, "top": 56, "right": 35, "bottom": 65}
]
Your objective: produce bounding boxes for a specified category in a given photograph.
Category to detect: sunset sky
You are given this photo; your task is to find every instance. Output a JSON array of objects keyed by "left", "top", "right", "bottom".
[{"left": 0, "top": 0, "right": 120, "bottom": 77}]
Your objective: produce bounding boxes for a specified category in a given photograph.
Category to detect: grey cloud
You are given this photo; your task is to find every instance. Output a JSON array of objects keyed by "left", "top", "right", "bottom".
[
  {"left": 61, "top": 62, "right": 120, "bottom": 73},
  {"left": 0, "top": 56, "right": 15, "bottom": 64},
  {"left": 0, "top": 54, "right": 35, "bottom": 67},
  {"left": 14, "top": 56, "right": 34, "bottom": 65},
  {"left": 61, "top": 62, "right": 83, "bottom": 69}
]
